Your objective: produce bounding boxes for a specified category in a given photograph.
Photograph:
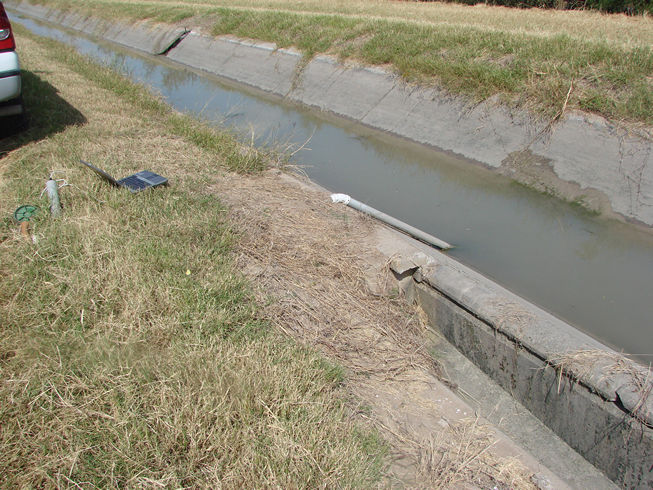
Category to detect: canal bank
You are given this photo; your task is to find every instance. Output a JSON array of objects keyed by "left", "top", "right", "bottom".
[{"left": 7, "top": 3, "right": 652, "bottom": 487}]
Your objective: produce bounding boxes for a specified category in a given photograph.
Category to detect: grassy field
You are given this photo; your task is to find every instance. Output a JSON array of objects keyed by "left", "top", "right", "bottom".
[
  {"left": 0, "top": 28, "right": 387, "bottom": 487},
  {"left": 21, "top": 0, "right": 653, "bottom": 125}
]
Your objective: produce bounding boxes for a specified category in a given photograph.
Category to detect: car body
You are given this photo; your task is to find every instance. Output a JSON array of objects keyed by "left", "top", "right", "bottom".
[{"left": 0, "top": 1, "right": 22, "bottom": 118}]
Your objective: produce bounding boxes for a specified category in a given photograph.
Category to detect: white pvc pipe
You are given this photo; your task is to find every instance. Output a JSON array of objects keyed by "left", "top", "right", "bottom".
[{"left": 331, "top": 193, "right": 452, "bottom": 250}]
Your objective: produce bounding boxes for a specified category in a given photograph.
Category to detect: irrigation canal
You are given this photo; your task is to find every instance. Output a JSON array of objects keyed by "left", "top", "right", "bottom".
[{"left": 13, "top": 14, "right": 653, "bottom": 363}]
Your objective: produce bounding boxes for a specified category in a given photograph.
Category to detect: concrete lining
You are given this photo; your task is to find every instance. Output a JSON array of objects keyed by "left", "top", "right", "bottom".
[
  {"left": 363, "top": 85, "right": 532, "bottom": 168},
  {"left": 411, "top": 281, "right": 653, "bottom": 488},
  {"left": 378, "top": 238, "right": 653, "bottom": 488},
  {"left": 292, "top": 61, "right": 652, "bottom": 226},
  {"left": 166, "top": 33, "right": 301, "bottom": 96},
  {"left": 289, "top": 56, "right": 398, "bottom": 122},
  {"left": 12, "top": 2, "right": 188, "bottom": 56},
  {"left": 9, "top": 3, "right": 653, "bottom": 486},
  {"left": 532, "top": 113, "right": 653, "bottom": 223}
]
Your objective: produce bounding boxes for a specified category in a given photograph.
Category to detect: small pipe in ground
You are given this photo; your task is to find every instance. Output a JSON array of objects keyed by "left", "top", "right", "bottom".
[{"left": 46, "top": 179, "right": 62, "bottom": 218}]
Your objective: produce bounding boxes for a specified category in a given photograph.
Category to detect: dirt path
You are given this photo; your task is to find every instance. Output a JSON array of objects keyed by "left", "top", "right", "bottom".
[{"left": 212, "top": 169, "right": 564, "bottom": 488}]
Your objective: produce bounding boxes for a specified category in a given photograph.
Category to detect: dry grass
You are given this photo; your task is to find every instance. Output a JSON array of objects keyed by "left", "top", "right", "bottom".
[
  {"left": 221, "top": 173, "right": 433, "bottom": 379},
  {"left": 486, "top": 298, "right": 537, "bottom": 338},
  {"left": 548, "top": 349, "right": 648, "bottom": 386},
  {"left": 548, "top": 349, "right": 653, "bottom": 424},
  {"left": 1, "top": 25, "right": 549, "bottom": 488},
  {"left": 31, "top": 0, "right": 652, "bottom": 48},
  {"left": 417, "top": 417, "right": 535, "bottom": 489}
]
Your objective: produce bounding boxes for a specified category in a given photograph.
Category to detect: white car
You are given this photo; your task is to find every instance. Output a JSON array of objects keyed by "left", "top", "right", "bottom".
[{"left": 0, "top": 2, "right": 22, "bottom": 119}]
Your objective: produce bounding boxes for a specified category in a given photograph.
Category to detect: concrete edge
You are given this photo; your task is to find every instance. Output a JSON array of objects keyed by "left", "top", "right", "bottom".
[{"left": 382, "top": 240, "right": 653, "bottom": 420}]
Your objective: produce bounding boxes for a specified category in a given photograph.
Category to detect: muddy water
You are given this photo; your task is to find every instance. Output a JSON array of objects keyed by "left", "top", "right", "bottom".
[{"left": 14, "top": 15, "right": 653, "bottom": 363}]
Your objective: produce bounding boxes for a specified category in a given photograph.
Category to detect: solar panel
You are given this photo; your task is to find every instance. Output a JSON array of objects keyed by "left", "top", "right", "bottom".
[
  {"left": 118, "top": 175, "right": 150, "bottom": 192},
  {"left": 134, "top": 171, "right": 168, "bottom": 185},
  {"left": 80, "top": 160, "right": 168, "bottom": 193}
]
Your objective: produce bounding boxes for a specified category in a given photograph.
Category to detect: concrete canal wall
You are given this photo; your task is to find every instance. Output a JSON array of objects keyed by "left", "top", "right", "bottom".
[
  {"left": 9, "top": 2, "right": 653, "bottom": 487},
  {"left": 380, "top": 234, "right": 653, "bottom": 488}
]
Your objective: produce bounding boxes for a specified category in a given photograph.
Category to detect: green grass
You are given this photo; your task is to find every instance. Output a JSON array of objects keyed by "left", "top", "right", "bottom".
[
  {"left": 214, "top": 9, "right": 652, "bottom": 123},
  {"left": 0, "top": 29, "right": 386, "bottom": 487},
  {"left": 16, "top": 0, "right": 653, "bottom": 125}
]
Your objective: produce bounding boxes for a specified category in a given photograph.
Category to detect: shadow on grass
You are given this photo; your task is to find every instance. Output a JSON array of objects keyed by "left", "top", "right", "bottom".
[{"left": 0, "top": 69, "right": 86, "bottom": 155}]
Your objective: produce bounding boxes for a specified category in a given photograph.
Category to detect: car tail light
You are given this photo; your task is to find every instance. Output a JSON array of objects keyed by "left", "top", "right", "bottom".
[{"left": 0, "top": 6, "right": 16, "bottom": 51}]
